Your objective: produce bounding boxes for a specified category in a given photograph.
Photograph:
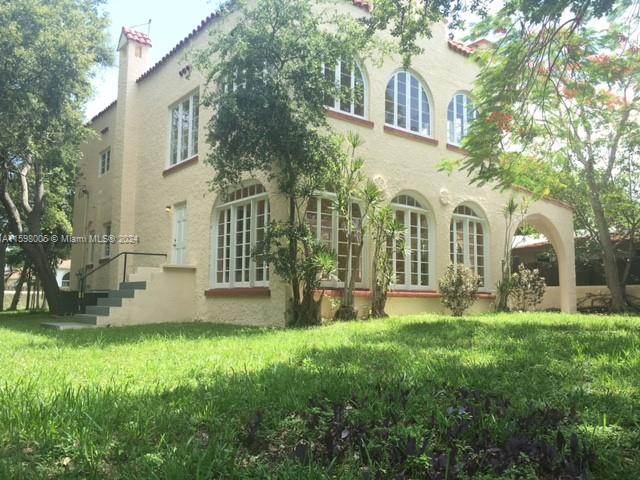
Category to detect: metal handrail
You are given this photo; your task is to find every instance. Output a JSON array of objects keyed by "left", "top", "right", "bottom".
[{"left": 78, "top": 251, "right": 167, "bottom": 312}]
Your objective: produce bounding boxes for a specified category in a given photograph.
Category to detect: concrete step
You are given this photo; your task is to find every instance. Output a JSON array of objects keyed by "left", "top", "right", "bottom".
[
  {"left": 73, "top": 314, "right": 98, "bottom": 325},
  {"left": 86, "top": 305, "right": 112, "bottom": 316},
  {"left": 97, "top": 296, "right": 123, "bottom": 307},
  {"left": 109, "top": 289, "right": 136, "bottom": 298},
  {"left": 119, "top": 281, "right": 146, "bottom": 290},
  {"left": 42, "top": 321, "right": 96, "bottom": 330}
]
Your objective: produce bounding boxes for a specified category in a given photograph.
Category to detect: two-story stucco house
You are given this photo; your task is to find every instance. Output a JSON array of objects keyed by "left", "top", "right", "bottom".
[{"left": 69, "top": 1, "right": 577, "bottom": 327}]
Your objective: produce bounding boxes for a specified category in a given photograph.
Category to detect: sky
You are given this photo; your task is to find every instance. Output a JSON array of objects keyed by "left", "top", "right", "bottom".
[{"left": 85, "top": 0, "right": 224, "bottom": 120}]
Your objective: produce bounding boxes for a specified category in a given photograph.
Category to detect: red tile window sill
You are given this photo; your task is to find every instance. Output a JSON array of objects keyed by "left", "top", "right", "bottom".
[
  {"left": 446, "top": 143, "right": 468, "bottom": 154},
  {"left": 162, "top": 155, "right": 198, "bottom": 177},
  {"left": 318, "top": 288, "right": 372, "bottom": 298},
  {"left": 325, "top": 109, "right": 374, "bottom": 129},
  {"left": 205, "top": 287, "right": 270, "bottom": 298},
  {"left": 383, "top": 125, "right": 438, "bottom": 146},
  {"left": 317, "top": 288, "right": 495, "bottom": 300}
]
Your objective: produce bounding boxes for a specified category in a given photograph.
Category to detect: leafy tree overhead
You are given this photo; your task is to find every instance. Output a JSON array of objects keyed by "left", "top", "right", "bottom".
[
  {"left": 460, "top": 9, "right": 640, "bottom": 311},
  {"left": 0, "top": 0, "right": 110, "bottom": 313},
  {"left": 195, "top": 0, "right": 377, "bottom": 325}
]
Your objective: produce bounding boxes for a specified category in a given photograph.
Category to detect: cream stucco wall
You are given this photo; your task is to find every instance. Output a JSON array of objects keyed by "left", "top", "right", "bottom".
[{"left": 71, "top": 3, "right": 577, "bottom": 326}]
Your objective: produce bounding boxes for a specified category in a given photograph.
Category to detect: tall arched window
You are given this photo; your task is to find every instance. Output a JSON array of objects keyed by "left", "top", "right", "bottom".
[
  {"left": 306, "top": 193, "right": 363, "bottom": 284},
  {"left": 447, "top": 93, "right": 475, "bottom": 145},
  {"left": 450, "top": 205, "right": 487, "bottom": 287},
  {"left": 212, "top": 183, "right": 269, "bottom": 287},
  {"left": 385, "top": 71, "right": 432, "bottom": 136},
  {"left": 324, "top": 61, "right": 366, "bottom": 118},
  {"left": 390, "top": 194, "right": 432, "bottom": 288}
]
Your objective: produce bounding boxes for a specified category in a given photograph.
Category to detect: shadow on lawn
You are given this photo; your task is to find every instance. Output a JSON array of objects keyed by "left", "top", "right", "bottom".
[{"left": 2, "top": 322, "right": 638, "bottom": 478}]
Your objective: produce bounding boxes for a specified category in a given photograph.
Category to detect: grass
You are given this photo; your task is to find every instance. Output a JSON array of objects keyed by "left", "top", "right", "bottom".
[{"left": 0, "top": 312, "right": 638, "bottom": 479}]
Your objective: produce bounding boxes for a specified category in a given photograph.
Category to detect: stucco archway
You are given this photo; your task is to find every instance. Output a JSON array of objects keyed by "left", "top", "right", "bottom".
[{"left": 515, "top": 213, "right": 577, "bottom": 313}]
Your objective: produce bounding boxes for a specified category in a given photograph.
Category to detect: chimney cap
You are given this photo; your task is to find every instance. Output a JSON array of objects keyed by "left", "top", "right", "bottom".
[{"left": 118, "top": 26, "right": 152, "bottom": 50}]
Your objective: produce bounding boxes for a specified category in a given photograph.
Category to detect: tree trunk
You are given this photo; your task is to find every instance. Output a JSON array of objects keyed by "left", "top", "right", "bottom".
[
  {"left": 9, "top": 262, "right": 28, "bottom": 310},
  {"left": 586, "top": 178, "right": 628, "bottom": 312},
  {"left": 0, "top": 241, "right": 6, "bottom": 311},
  {"left": 22, "top": 243, "right": 61, "bottom": 313}
]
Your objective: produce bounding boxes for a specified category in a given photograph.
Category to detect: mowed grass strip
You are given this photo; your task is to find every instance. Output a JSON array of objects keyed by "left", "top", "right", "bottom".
[{"left": 0, "top": 312, "right": 638, "bottom": 478}]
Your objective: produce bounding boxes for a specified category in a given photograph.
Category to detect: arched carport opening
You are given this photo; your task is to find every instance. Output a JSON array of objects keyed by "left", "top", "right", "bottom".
[{"left": 511, "top": 213, "right": 576, "bottom": 313}]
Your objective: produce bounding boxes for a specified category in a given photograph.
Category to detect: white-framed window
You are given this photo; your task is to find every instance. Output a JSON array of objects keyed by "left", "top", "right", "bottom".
[
  {"left": 88, "top": 229, "right": 95, "bottom": 264},
  {"left": 323, "top": 61, "right": 366, "bottom": 118},
  {"left": 385, "top": 71, "right": 432, "bottom": 136},
  {"left": 212, "top": 183, "right": 269, "bottom": 287},
  {"left": 447, "top": 93, "right": 475, "bottom": 145},
  {"left": 450, "top": 205, "right": 487, "bottom": 287},
  {"left": 305, "top": 193, "right": 364, "bottom": 284},
  {"left": 169, "top": 91, "right": 199, "bottom": 166},
  {"left": 390, "top": 194, "right": 432, "bottom": 289},
  {"left": 103, "top": 222, "right": 112, "bottom": 258},
  {"left": 99, "top": 149, "right": 110, "bottom": 176}
]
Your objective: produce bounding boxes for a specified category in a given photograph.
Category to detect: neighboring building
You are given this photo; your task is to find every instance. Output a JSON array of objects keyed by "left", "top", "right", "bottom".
[
  {"left": 70, "top": 2, "right": 577, "bottom": 327},
  {"left": 513, "top": 235, "right": 640, "bottom": 311}
]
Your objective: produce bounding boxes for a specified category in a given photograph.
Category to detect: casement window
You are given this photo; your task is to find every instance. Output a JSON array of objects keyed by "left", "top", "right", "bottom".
[
  {"left": 169, "top": 91, "right": 199, "bottom": 166},
  {"left": 99, "top": 149, "right": 110, "bottom": 176},
  {"left": 213, "top": 183, "right": 269, "bottom": 287},
  {"left": 447, "top": 93, "right": 476, "bottom": 145},
  {"left": 385, "top": 71, "right": 432, "bottom": 136},
  {"left": 89, "top": 230, "right": 95, "bottom": 264},
  {"left": 305, "top": 194, "right": 363, "bottom": 284},
  {"left": 450, "top": 205, "right": 487, "bottom": 287},
  {"left": 390, "top": 195, "right": 432, "bottom": 289},
  {"left": 323, "top": 61, "right": 366, "bottom": 118},
  {"left": 103, "top": 222, "right": 112, "bottom": 258}
]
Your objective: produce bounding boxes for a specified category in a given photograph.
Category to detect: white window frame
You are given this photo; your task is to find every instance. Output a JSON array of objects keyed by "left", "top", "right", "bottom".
[
  {"left": 389, "top": 195, "right": 435, "bottom": 290},
  {"left": 385, "top": 70, "right": 433, "bottom": 137},
  {"left": 323, "top": 61, "right": 368, "bottom": 119},
  {"left": 169, "top": 90, "right": 199, "bottom": 167},
  {"left": 305, "top": 192, "right": 368, "bottom": 288},
  {"left": 447, "top": 93, "right": 475, "bottom": 146},
  {"left": 99, "top": 149, "right": 110, "bottom": 176},
  {"left": 211, "top": 186, "right": 270, "bottom": 288},
  {"left": 450, "top": 205, "right": 489, "bottom": 289},
  {"left": 102, "top": 222, "right": 112, "bottom": 258}
]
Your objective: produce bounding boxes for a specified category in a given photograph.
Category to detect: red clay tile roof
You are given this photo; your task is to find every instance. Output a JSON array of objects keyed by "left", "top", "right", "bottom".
[
  {"left": 122, "top": 27, "right": 152, "bottom": 47},
  {"left": 447, "top": 39, "right": 474, "bottom": 56},
  {"left": 136, "top": 12, "right": 224, "bottom": 83},
  {"left": 86, "top": 99, "right": 116, "bottom": 125}
]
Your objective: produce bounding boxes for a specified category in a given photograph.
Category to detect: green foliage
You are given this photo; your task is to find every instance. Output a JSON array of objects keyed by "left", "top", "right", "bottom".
[
  {"left": 331, "top": 133, "right": 383, "bottom": 320},
  {"left": 195, "top": 0, "right": 379, "bottom": 326},
  {"left": 0, "top": 0, "right": 111, "bottom": 311},
  {"left": 439, "top": 264, "right": 480, "bottom": 317},
  {"left": 1, "top": 311, "right": 639, "bottom": 478},
  {"left": 509, "top": 264, "right": 547, "bottom": 311},
  {"left": 462, "top": 7, "right": 640, "bottom": 311},
  {"left": 369, "top": 204, "right": 404, "bottom": 318}
]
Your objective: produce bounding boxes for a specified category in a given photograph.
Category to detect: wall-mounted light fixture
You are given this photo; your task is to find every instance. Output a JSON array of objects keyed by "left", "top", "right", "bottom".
[{"left": 165, "top": 205, "right": 172, "bottom": 213}]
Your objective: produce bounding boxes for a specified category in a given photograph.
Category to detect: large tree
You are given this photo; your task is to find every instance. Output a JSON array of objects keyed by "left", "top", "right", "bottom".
[
  {"left": 459, "top": 9, "right": 640, "bottom": 312},
  {"left": 195, "top": 0, "right": 375, "bottom": 325},
  {"left": 0, "top": 0, "right": 110, "bottom": 313}
]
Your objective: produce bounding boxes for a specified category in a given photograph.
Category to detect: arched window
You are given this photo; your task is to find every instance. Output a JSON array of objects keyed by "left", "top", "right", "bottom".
[
  {"left": 447, "top": 93, "right": 475, "bottom": 145},
  {"left": 390, "top": 194, "right": 431, "bottom": 288},
  {"left": 324, "top": 61, "right": 366, "bottom": 117},
  {"left": 306, "top": 193, "right": 363, "bottom": 283},
  {"left": 385, "top": 71, "right": 431, "bottom": 136},
  {"left": 450, "top": 205, "right": 487, "bottom": 286},
  {"left": 212, "top": 183, "right": 269, "bottom": 287}
]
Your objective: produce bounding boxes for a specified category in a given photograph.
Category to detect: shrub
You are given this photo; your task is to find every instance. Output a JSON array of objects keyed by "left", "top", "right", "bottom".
[
  {"left": 439, "top": 264, "right": 480, "bottom": 317},
  {"left": 509, "top": 264, "right": 546, "bottom": 311}
]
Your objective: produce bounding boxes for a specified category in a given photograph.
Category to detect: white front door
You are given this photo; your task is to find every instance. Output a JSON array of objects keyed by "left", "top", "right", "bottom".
[{"left": 173, "top": 204, "right": 187, "bottom": 264}]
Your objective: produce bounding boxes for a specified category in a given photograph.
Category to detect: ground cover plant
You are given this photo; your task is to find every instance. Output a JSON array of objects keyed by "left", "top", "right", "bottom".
[{"left": 0, "top": 312, "right": 638, "bottom": 478}]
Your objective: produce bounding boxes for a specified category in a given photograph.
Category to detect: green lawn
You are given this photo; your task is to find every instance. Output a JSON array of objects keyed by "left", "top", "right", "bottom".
[{"left": 0, "top": 312, "right": 638, "bottom": 479}]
